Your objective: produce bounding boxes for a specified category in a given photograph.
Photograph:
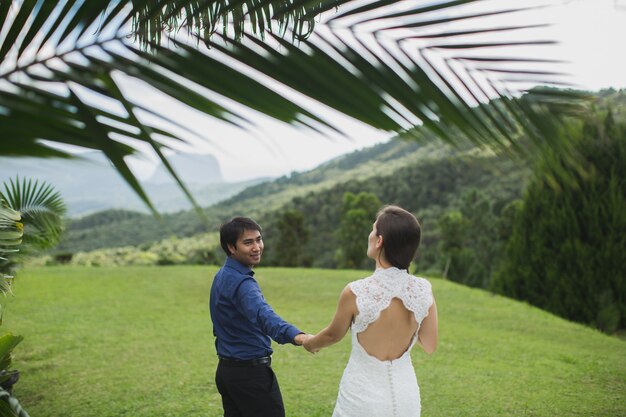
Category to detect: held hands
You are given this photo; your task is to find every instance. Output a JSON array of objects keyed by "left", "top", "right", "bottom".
[
  {"left": 294, "top": 333, "right": 320, "bottom": 354},
  {"left": 294, "top": 333, "right": 313, "bottom": 347},
  {"left": 303, "top": 335, "right": 320, "bottom": 354}
]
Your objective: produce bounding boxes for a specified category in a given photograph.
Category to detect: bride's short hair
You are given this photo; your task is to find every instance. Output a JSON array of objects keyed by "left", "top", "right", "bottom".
[{"left": 375, "top": 205, "right": 421, "bottom": 270}]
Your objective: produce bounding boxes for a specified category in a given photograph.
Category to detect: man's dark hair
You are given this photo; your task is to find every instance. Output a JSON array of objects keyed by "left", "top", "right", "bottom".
[{"left": 219, "top": 217, "right": 262, "bottom": 257}]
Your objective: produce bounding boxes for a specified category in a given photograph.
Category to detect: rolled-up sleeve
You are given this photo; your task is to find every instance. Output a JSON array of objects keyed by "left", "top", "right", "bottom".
[{"left": 235, "top": 278, "right": 302, "bottom": 345}]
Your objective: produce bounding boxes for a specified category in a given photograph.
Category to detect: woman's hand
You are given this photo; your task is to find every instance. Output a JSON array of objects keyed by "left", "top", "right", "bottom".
[
  {"left": 294, "top": 333, "right": 313, "bottom": 346},
  {"left": 303, "top": 335, "right": 320, "bottom": 354}
]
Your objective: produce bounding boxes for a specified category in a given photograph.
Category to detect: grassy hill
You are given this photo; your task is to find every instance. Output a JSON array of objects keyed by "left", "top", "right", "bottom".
[{"left": 4, "top": 266, "right": 625, "bottom": 417}]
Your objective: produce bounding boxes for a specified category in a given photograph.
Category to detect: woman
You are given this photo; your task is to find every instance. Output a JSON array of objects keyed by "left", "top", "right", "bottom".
[{"left": 304, "top": 205, "right": 438, "bottom": 417}]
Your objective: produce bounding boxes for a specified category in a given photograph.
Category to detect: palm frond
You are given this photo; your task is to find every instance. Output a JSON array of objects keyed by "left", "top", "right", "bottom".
[
  {"left": 0, "top": 178, "right": 65, "bottom": 251},
  {"left": 131, "top": 0, "right": 334, "bottom": 45},
  {"left": 0, "top": 333, "right": 23, "bottom": 378},
  {"left": 0, "top": 204, "right": 21, "bottom": 300},
  {"left": 0, "top": 0, "right": 586, "bottom": 215},
  {"left": 0, "top": 206, "right": 22, "bottom": 249},
  {"left": 1, "top": 1, "right": 342, "bottom": 215}
]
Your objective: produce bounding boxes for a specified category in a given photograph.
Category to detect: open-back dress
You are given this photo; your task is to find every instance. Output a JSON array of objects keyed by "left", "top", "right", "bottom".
[{"left": 332, "top": 267, "right": 434, "bottom": 417}]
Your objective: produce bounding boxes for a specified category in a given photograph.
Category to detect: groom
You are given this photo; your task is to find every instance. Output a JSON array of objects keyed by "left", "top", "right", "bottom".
[{"left": 209, "top": 216, "right": 310, "bottom": 417}]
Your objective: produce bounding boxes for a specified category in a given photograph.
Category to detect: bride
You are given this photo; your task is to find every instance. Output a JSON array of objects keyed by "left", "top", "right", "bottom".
[{"left": 304, "top": 205, "right": 438, "bottom": 417}]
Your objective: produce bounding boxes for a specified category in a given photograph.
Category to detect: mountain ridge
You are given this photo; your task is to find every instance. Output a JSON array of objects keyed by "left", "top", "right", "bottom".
[{"left": 0, "top": 151, "right": 266, "bottom": 216}]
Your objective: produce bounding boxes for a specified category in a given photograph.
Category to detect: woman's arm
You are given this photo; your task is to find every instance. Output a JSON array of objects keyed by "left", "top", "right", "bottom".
[
  {"left": 417, "top": 298, "right": 438, "bottom": 354},
  {"left": 304, "top": 285, "right": 357, "bottom": 353}
]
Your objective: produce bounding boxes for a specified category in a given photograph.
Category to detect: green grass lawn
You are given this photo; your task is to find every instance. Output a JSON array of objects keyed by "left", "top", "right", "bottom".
[{"left": 3, "top": 266, "right": 625, "bottom": 417}]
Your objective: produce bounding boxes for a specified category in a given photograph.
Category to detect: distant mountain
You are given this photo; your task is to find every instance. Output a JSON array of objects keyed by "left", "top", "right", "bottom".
[
  {"left": 147, "top": 152, "right": 222, "bottom": 184},
  {"left": 0, "top": 151, "right": 267, "bottom": 217}
]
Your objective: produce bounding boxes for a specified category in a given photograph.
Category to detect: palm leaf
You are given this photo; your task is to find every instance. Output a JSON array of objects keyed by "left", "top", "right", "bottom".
[
  {"left": 1, "top": 1, "right": 345, "bottom": 214},
  {"left": 0, "top": 206, "right": 22, "bottom": 249},
  {"left": 0, "top": 0, "right": 584, "bottom": 214},
  {"left": 0, "top": 204, "right": 21, "bottom": 303},
  {"left": 0, "top": 178, "right": 65, "bottom": 251},
  {"left": 133, "top": 0, "right": 332, "bottom": 44},
  {"left": 0, "top": 333, "right": 23, "bottom": 379}
]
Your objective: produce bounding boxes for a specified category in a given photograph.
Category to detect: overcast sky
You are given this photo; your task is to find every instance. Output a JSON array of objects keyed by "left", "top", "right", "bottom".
[{"left": 122, "top": 0, "right": 626, "bottom": 182}]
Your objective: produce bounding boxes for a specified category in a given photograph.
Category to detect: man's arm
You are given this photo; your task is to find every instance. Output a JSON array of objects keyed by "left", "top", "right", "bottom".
[{"left": 235, "top": 278, "right": 303, "bottom": 345}]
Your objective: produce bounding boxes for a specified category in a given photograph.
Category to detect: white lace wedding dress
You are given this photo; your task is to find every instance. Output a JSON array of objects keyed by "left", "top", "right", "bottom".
[{"left": 332, "top": 267, "right": 433, "bottom": 417}]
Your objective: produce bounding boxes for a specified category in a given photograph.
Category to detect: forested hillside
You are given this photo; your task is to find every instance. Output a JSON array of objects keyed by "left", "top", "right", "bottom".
[
  {"left": 54, "top": 138, "right": 528, "bottom": 257},
  {"left": 261, "top": 149, "right": 528, "bottom": 269}
]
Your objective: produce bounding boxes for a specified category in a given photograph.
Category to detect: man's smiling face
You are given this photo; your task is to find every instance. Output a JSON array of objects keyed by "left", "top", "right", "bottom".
[{"left": 227, "top": 228, "right": 264, "bottom": 268}]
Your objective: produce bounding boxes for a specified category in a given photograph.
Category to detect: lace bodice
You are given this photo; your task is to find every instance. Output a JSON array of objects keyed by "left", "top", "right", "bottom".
[{"left": 349, "top": 267, "right": 433, "bottom": 334}]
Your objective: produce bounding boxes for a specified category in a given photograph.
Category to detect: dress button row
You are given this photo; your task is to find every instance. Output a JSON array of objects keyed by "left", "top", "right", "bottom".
[{"left": 388, "top": 364, "right": 397, "bottom": 417}]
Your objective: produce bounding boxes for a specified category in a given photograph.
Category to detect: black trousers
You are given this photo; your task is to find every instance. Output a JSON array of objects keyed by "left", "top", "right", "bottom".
[{"left": 215, "top": 362, "right": 285, "bottom": 417}]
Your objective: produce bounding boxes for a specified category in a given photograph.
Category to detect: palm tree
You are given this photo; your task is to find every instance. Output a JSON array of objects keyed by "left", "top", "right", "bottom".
[
  {"left": 0, "top": 177, "right": 64, "bottom": 417},
  {"left": 0, "top": 176, "right": 65, "bottom": 324},
  {"left": 0, "top": 176, "right": 66, "bottom": 317},
  {"left": 0, "top": 0, "right": 581, "bottom": 214}
]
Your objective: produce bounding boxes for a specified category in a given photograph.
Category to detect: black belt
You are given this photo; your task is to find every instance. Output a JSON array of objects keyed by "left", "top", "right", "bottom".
[{"left": 218, "top": 356, "right": 271, "bottom": 367}]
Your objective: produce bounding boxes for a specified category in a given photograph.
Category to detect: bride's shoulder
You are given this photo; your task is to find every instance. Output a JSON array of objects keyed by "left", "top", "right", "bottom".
[
  {"left": 409, "top": 274, "right": 431, "bottom": 283},
  {"left": 408, "top": 274, "right": 433, "bottom": 290},
  {"left": 347, "top": 273, "right": 376, "bottom": 292}
]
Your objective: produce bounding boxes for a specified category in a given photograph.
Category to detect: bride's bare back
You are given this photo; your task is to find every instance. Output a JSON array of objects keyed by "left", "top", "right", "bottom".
[
  {"left": 303, "top": 269, "right": 437, "bottom": 358},
  {"left": 357, "top": 297, "right": 418, "bottom": 361}
]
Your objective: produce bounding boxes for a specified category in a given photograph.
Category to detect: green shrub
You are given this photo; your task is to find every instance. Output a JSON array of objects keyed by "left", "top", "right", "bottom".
[{"left": 68, "top": 233, "right": 221, "bottom": 267}]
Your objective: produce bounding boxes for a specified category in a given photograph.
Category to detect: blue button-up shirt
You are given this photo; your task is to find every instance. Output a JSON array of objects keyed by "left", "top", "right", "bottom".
[{"left": 209, "top": 257, "right": 302, "bottom": 360}]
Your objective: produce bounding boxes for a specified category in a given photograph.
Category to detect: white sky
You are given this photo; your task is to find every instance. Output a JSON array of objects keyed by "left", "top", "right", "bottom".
[{"left": 117, "top": 0, "right": 626, "bottom": 181}]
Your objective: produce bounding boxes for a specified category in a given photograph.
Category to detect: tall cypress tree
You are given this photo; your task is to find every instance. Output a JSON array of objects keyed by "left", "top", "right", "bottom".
[
  {"left": 493, "top": 111, "right": 626, "bottom": 332},
  {"left": 268, "top": 208, "right": 311, "bottom": 267}
]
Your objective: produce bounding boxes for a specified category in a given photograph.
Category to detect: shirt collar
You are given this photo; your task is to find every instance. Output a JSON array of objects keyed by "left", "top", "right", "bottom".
[{"left": 224, "top": 256, "right": 255, "bottom": 276}]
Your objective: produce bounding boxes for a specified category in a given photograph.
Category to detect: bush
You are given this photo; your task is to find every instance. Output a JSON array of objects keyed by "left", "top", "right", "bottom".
[{"left": 69, "top": 233, "right": 221, "bottom": 267}]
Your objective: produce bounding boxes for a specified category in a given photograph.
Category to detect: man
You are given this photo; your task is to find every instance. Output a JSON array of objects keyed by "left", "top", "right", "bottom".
[{"left": 209, "top": 216, "right": 309, "bottom": 417}]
